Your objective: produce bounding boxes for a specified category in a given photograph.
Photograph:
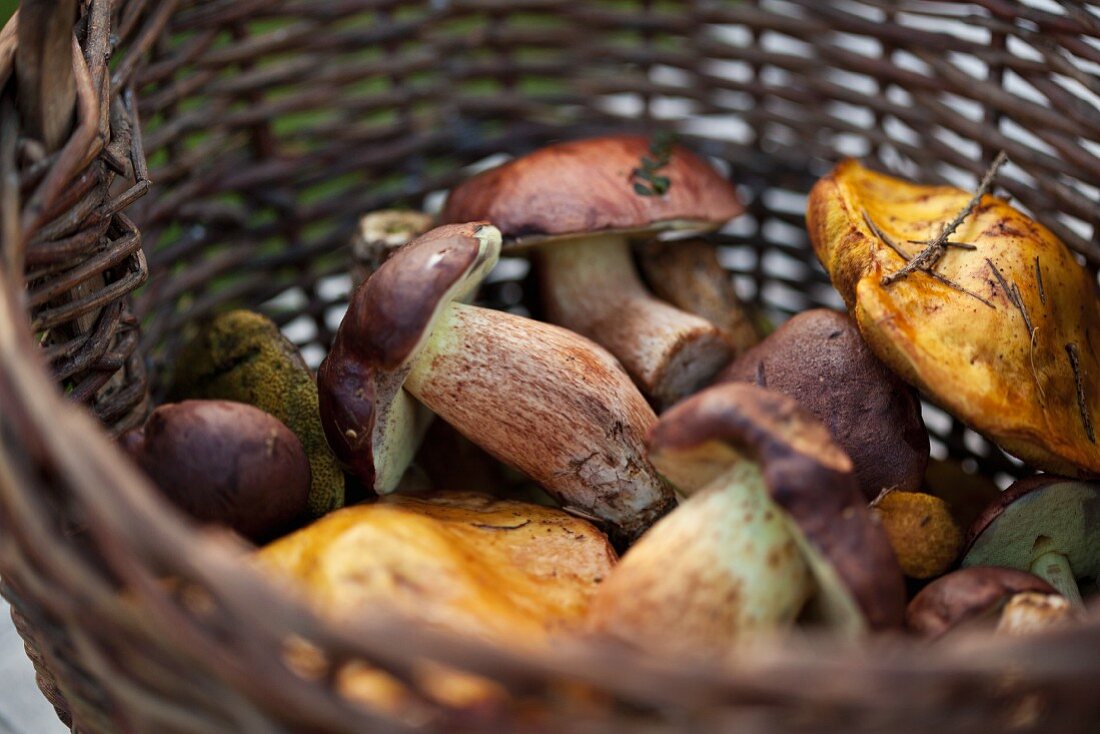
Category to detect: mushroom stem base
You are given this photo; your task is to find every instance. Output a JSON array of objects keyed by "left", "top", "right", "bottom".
[
  {"left": 539, "top": 234, "right": 732, "bottom": 408},
  {"left": 1029, "top": 551, "right": 1084, "bottom": 610},
  {"left": 587, "top": 461, "right": 813, "bottom": 654}
]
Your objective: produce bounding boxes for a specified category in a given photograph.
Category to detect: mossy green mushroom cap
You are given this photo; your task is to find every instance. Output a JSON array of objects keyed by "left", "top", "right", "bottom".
[{"left": 168, "top": 310, "right": 344, "bottom": 517}]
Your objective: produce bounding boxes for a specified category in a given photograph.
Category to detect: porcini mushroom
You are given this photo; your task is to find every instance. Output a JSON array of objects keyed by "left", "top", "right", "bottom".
[
  {"left": 807, "top": 160, "right": 1100, "bottom": 476},
  {"left": 715, "top": 309, "right": 929, "bottom": 500},
  {"left": 962, "top": 475, "right": 1100, "bottom": 609},
  {"left": 586, "top": 384, "right": 905, "bottom": 654},
  {"left": 907, "top": 567, "right": 1075, "bottom": 639},
  {"left": 120, "top": 400, "right": 310, "bottom": 543},
  {"left": 637, "top": 238, "right": 760, "bottom": 353},
  {"left": 441, "top": 135, "right": 744, "bottom": 408},
  {"left": 318, "top": 222, "right": 675, "bottom": 545}
]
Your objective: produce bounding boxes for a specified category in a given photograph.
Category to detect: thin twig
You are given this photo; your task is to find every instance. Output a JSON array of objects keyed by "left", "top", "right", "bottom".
[
  {"left": 988, "top": 257, "right": 1046, "bottom": 401},
  {"left": 924, "top": 271, "right": 996, "bottom": 309},
  {"left": 986, "top": 258, "right": 1034, "bottom": 336},
  {"left": 1066, "top": 343, "right": 1095, "bottom": 443},
  {"left": 863, "top": 209, "right": 994, "bottom": 308},
  {"left": 883, "top": 151, "right": 1009, "bottom": 286},
  {"left": 1035, "top": 256, "right": 1046, "bottom": 305},
  {"left": 906, "top": 240, "right": 978, "bottom": 251}
]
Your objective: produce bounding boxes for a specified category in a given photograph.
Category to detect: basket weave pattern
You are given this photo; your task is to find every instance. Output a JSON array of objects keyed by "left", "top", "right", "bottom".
[{"left": 1, "top": 1, "right": 1100, "bottom": 732}]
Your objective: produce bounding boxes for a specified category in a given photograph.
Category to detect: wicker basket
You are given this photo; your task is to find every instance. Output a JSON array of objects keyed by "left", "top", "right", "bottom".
[{"left": 2, "top": 1, "right": 1099, "bottom": 731}]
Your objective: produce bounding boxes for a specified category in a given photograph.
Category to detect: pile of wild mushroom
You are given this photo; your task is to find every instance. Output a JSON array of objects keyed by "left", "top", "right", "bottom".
[{"left": 117, "top": 135, "right": 1100, "bottom": 716}]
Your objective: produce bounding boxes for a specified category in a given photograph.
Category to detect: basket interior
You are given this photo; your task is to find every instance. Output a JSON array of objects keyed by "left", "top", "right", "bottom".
[
  {"left": 125, "top": 1, "right": 1100, "bottom": 486},
  {"left": 3, "top": 2, "right": 1100, "bottom": 733}
]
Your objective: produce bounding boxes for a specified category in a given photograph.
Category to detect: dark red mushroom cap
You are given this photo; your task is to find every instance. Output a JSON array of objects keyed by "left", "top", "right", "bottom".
[
  {"left": 648, "top": 383, "right": 906, "bottom": 631},
  {"left": 121, "top": 400, "right": 310, "bottom": 543},
  {"left": 441, "top": 135, "right": 744, "bottom": 247},
  {"left": 906, "top": 566, "right": 1057, "bottom": 639},
  {"left": 715, "top": 309, "right": 929, "bottom": 501},
  {"left": 318, "top": 223, "right": 500, "bottom": 492}
]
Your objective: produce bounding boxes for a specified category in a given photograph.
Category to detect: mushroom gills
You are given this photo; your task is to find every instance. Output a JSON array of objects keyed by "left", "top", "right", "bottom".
[
  {"left": 403, "top": 300, "right": 674, "bottom": 545},
  {"left": 539, "top": 233, "right": 732, "bottom": 408},
  {"left": 587, "top": 460, "right": 813, "bottom": 652},
  {"left": 963, "top": 480, "right": 1100, "bottom": 612}
]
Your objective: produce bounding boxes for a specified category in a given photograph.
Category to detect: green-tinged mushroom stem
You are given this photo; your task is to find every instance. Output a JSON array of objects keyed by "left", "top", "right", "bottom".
[
  {"left": 586, "top": 461, "right": 812, "bottom": 653},
  {"left": 403, "top": 301, "right": 675, "bottom": 545},
  {"left": 1029, "top": 551, "right": 1084, "bottom": 609},
  {"left": 539, "top": 234, "right": 732, "bottom": 409}
]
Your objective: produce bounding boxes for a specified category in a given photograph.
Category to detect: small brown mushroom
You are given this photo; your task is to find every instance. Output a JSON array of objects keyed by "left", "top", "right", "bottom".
[
  {"left": 715, "top": 309, "right": 929, "bottom": 500},
  {"left": 962, "top": 475, "right": 1100, "bottom": 609},
  {"left": 636, "top": 238, "right": 759, "bottom": 353},
  {"left": 587, "top": 384, "right": 905, "bottom": 654},
  {"left": 442, "top": 135, "right": 744, "bottom": 409},
  {"left": 318, "top": 222, "right": 675, "bottom": 546},
  {"left": 120, "top": 400, "right": 311, "bottom": 543},
  {"left": 906, "top": 567, "right": 1074, "bottom": 639}
]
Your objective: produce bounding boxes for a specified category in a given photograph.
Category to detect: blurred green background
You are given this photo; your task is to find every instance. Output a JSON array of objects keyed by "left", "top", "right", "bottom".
[{"left": 0, "top": 1, "right": 14, "bottom": 24}]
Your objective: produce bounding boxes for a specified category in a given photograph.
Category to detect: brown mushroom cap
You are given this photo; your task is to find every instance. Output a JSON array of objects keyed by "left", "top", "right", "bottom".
[
  {"left": 715, "top": 309, "right": 929, "bottom": 500},
  {"left": 441, "top": 135, "right": 743, "bottom": 247},
  {"left": 121, "top": 400, "right": 311, "bottom": 543},
  {"left": 317, "top": 223, "right": 499, "bottom": 491},
  {"left": 906, "top": 566, "right": 1057, "bottom": 639},
  {"left": 649, "top": 383, "right": 906, "bottom": 631}
]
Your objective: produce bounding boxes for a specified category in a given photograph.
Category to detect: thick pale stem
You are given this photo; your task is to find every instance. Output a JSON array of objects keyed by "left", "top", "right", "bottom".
[
  {"left": 638, "top": 240, "right": 760, "bottom": 353},
  {"left": 586, "top": 461, "right": 813, "bottom": 655},
  {"left": 540, "top": 235, "right": 732, "bottom": 408},
  {"left": 1029, "top": 551, "right": 1084, "bottom": 609},
  {"left": 404, "top": 302, "right": 675, "bottom": 545}
]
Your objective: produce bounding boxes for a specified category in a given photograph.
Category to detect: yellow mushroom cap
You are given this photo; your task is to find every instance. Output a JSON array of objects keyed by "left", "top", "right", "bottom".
[
  {"left": 871, "top": 491, "right": 962, "bottom": 579},
  {"left": 807, "top": 160, "right": 1100, "bottom": 477}
]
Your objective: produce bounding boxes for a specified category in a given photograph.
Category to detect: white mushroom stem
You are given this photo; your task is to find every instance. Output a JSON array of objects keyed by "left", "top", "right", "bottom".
[
  {"left": 403, "top": 301, "right": 674, "bottom": 544},
  {"left": 1029, "top": 551, "right": 1084, "bottom": 610},
  {"left": 585, "top": 460, "right": 812, "bottom": 654},
  {"left": 539, "top": 234, "right": 732, "bottom": 409},
  {"left": 995, "top": 592, "right": 1077, "bottom": 636}
]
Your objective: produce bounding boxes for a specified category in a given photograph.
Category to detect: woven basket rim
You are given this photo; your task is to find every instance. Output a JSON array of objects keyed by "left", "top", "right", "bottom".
[{"left": 4, "top": 1, "right": 1100, "bottom": 730}]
